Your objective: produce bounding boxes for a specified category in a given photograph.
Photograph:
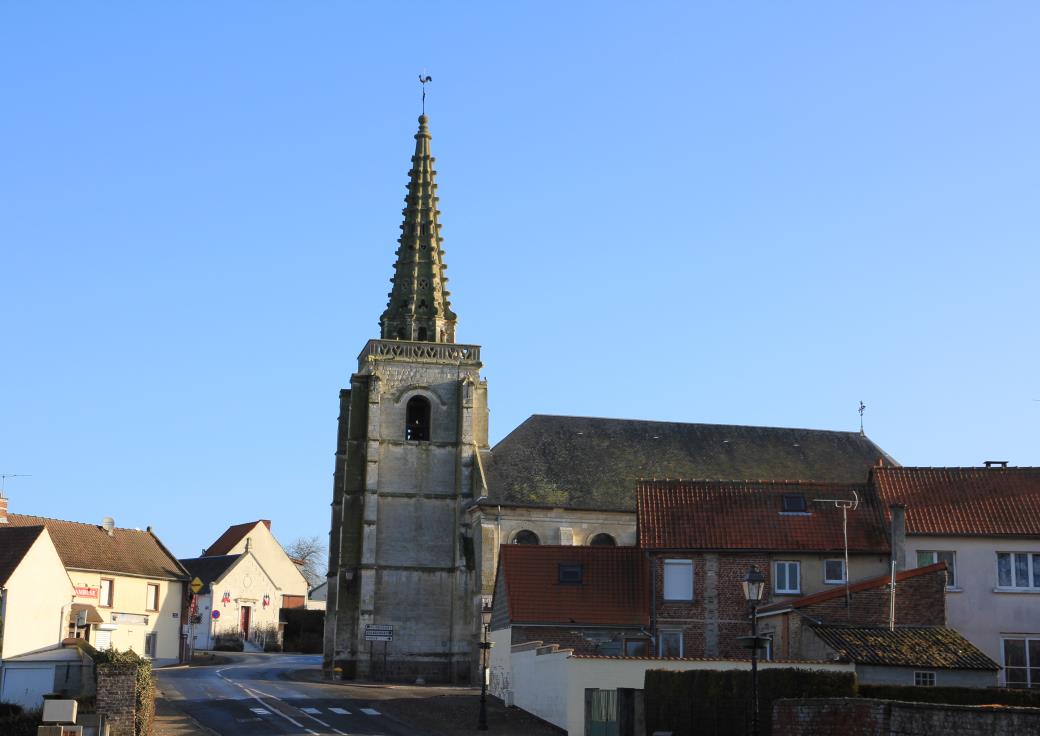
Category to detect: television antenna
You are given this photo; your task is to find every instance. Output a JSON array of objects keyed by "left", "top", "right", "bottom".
[
  {"left": 813, "top": 490, "right": 859, "bottom": 609},
  {"left": 0, "top": 474, "right": 31, "bottom": 495}
]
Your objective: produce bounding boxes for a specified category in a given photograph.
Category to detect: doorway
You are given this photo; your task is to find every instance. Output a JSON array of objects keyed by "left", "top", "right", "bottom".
[{"left": 240, "top": 605, "right": 251, "bottom": 641}]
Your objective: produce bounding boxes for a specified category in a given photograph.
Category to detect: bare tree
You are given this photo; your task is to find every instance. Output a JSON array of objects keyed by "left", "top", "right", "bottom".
[{"left": 285, "top": 535, "right": 327, "bottom": 590}]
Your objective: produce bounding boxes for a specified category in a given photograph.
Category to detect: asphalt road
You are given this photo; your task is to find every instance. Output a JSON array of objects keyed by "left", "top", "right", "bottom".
[{"left": 156, "top": 653, "right": 427, "bottom": 736}]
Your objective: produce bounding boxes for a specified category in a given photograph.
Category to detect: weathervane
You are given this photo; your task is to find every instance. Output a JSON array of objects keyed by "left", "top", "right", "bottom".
[
  {"left": 859, "top": 401, "right": 866, "bottom": 435},
  {"left": 419, "top": 73, "right": 432, "bottom": 114}
]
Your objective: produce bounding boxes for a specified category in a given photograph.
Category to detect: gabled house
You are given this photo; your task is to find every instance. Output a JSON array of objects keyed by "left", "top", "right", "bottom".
[
  {"left": 755, "top": 562, "right": 999, "bottom": 686},
  {"left": 636, "top": 479, "right": 892, "bottom": 658},
  {"left": 4, "top": 498, "right": 189, "bottom": 666},
  {"left": 179, "top": 550, "right": 282, "bottom": 650},
  {"left": 874, "top": 465, "right": 1040, "bottom": 686},
  {"left": 202, "top": 520, "right": 309, "bottom": 609}
]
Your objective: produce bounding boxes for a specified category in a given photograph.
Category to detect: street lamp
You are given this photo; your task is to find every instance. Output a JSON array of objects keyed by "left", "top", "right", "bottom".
[
  {"left": 478, "top": 603, "right": 494, "bottom": 731},
  {"left": 739, "top": 565, "right": 767, "bottom": 736}
]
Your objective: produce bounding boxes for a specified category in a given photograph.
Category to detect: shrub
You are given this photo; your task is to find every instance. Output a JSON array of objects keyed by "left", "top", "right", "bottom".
[
  {"left": 213, "top": 635, "right": 244, "bottom": 652},
  {"left": 0, "top": 707, "right": 40, "bottom": 736}
]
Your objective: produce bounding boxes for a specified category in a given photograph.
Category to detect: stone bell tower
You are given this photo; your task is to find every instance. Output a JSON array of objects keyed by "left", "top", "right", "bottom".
[{"left": 324, "top": 114, "right": 490, "bottom": 683}]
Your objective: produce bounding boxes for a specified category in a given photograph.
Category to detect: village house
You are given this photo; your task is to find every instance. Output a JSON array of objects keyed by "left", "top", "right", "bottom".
[
  {"left": 636, "top": 479, "right": 892, "bottom": 658},
  {"left": 4, "top": 497, "right": 189, "bottom": 666},
  {"left": 180, "top": 546, "right": 283, "bottom": 650},
  {"left": 756, "top": 562, "right": 999, "bottom": 686},
  {"left": 201, "top": 520, "right": 309, "bottom": 609},
  {"left": 874, "top": 465, "right": 1040, "bottom": 686}
]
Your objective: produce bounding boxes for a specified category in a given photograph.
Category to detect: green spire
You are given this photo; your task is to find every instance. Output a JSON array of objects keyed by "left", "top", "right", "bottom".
[{"left": 380, "top": 114, "right": 457, "bottom": 343}]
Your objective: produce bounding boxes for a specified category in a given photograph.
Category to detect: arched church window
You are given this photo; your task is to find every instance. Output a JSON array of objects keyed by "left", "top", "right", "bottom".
[
  {"left": 417, "top": 326, "right": 428, "bottom": 341},
  {"left": 405, "top": 396, "right": 431, "bottom": 441},
  {"left": 512, "top": 530, "right": 540, "bottom": 545},
  {"left": 588, "top": 533, "right": 616, "bottom": 547}
]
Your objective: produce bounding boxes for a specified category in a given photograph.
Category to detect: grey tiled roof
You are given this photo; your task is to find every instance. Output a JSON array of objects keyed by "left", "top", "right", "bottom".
[
  {"left": 179, "top": 555, "right": 242, "bottom": 594},
  {"left": 810, "top": 625, "right": 999, "bottom": 670},
  {"left": 482, "top": 415, "right": 897, "bottom": 511}
]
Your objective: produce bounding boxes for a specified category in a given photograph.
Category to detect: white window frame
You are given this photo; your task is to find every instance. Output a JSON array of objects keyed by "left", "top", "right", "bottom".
[
  {"left": 914, "top": 671, "right": 936, "bottom": 687},
  {"left": 823, "top": 559, "right": 846, "bottom": 584},
  {"left": 774, "top": 561, "right": 801, "bottom": 595},
  {"left": 99, "top": 578, "right": 114, "bottom": 608},
  {"left": 146, "top": 583, "right": 160, "bottom": 612},
  {"left": 996, "top": 552, "right": 1040, "bottom": 591},
  {"left": 663, "top": 559, "right": 694, "bottom": 601},
  {"left": 1001, "top": 636, "right": 1040, "bottom": 688},
  {"left": 917, "top": 550, "right": 957, "bottom": 588},
  {"left": 657, "top": 629, "right": 684, "bottom": 658}
]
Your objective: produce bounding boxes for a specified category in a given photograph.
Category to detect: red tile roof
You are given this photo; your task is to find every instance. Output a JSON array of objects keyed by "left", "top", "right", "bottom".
[
  {"left": 203, "top": 520, "right": 270, "bottom": 556},
  {"left": 873, "top": 467, "right": 1040, "bottom": 537},
  {"left": 6, "top": 514, "right": 188, "bottom": 580},
  {"left": 496, "top": 545, "right": 650, "bottom": 626},
  {"left": 757, "top": 562, "right": 947, "bottom": 613},
  {"left": 637, "top": 480, "right": 889, "bottom": 553}
]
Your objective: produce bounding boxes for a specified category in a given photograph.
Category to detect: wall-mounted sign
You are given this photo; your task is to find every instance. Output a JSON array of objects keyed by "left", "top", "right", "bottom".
[
  {"left": 74, "top": 586, "right": 99, "bottom": 599},
  {"left": 365, "top": 624, "right": 393, "bottom": 642},
  {"left": 111, "top": 613, "right": 149, "bottom": 625}
]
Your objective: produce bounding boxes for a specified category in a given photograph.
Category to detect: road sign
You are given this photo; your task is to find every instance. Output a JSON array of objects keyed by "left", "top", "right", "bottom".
[
  {"left": 191, "top": 577, "right": 203, "bottom": 594},
  {"left": 212, "top": 610, "right": 220, "bottom": 620},
  {"left": 365, "top": 624, "right": 393, "bottom": 642}
]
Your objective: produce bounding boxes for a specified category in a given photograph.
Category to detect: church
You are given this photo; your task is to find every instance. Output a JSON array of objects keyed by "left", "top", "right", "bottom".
[{"left": 323, "top": 114, "right": 895, "bottom": 683}]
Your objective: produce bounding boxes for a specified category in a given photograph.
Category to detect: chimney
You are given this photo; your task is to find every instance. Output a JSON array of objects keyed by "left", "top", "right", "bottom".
[
  {"left": 245, "top": 537, "right": 252, "bottom": 553},
  {"left": 890, "top": 504, "right": 906, "bottom": 571},
  {"left": 0, "top": 495, "right": 8, "bottom": 524},
  {"left": 984, "top": 460, "right": 1009, "bottom": 468},
  {"left": 101, "top": 517, "right": 115, "bottom": 536}
]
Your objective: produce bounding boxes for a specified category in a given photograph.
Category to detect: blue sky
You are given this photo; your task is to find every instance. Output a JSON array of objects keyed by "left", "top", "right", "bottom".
[{"left": 2, "top": 3, "right": 1038, "bottom": 558}]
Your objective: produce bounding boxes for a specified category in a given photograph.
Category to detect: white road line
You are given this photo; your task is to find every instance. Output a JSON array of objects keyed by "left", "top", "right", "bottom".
[
  {"left": 361, "top": 707, "right": 381, "bottom": 716},
  {"left": 215, "top": 667, "right": 320, "bottom": 736},
  {"left": 329, "top": 707, "right": 350, "bottom": 715},
  {"left": 249, "top": 708, "right": 270, "bottom": 715},
  {"left": 301, "top": 707, "right": 322, "bottom": 714}
]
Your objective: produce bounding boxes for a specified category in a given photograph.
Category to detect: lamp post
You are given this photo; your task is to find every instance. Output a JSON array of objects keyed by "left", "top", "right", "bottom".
[
  {"left": 478, "top": 604, "right": 493, "bottom": 731},
  {"left": 740, "top": 565, "right": 767, "bottom": 736}
]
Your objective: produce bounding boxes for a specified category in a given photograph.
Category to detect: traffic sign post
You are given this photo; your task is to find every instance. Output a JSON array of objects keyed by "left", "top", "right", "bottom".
[
  {"left": 364, "top": 625, "right": 393, "bottom": 681},
  {"left": 191, "top": 577, "right": 203, "bottom": 594}
]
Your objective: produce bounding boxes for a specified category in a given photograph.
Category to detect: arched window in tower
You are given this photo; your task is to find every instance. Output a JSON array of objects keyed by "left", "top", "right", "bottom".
[
  {"left": 417, "top": 326, "right": 428, "bottom": 341},
  {"left": 512, "top": 530, "right": 540, "bottom": 545},
  {"left": 588, "top": 533, "right": 617, "bottom": 547},
  {"left": 405, "top": 396, "right": 431, "bottom": 441}
]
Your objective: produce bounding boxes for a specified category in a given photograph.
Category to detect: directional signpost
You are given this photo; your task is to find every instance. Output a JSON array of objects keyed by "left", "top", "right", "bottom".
[{"left": 365, "top": 624, "right": 393, "bottom": 681}]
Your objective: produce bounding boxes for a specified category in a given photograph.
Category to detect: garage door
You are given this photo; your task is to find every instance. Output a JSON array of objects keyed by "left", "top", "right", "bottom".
[{"left": 1, "top": 666, "right": 55, "bottom": 709}]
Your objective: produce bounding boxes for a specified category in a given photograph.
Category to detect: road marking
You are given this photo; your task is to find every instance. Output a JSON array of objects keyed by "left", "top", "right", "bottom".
[
  {"left": 250, "top": 708, "right": 270, "bottom": 715},
  {"left": 301, "top": 707, "right": 322, "bottom": 714},
  {"left": 215, "top": 667, "right": 320, "bottom": 736},
  {"left": 329, "top": 707, "right": 350, "bottom": 715},
  {"left": 361, "top": 707, "right": 381, "bottom": 716}
]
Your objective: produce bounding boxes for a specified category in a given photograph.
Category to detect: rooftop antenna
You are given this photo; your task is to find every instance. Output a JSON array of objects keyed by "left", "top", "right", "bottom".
[
  {"left": 0, "top": 474, "right": 30, "bottom": 495},
  {"left": 813, "top": 490, "right": 859, "bottom": 610},
  {"left": 419, "top": 73, "right": 433, "bottom": 114},
  {"left": 858, "top": 401, "right": 866, "bottom": 435}
]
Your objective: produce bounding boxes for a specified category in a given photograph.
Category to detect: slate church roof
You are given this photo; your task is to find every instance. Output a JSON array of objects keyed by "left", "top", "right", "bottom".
[
  {"left": 180, "top": 554, "right": 242, "bottom": 594},
  {"left": 482, "top": 415, "right": 897, "bottom": 512}
]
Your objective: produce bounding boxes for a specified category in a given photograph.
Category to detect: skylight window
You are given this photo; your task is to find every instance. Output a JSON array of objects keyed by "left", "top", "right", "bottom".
[
  {"left": 558, "top": 563, "right": 583, "bottom": 584},
  {"left": 781, "top": 494, "right": 808, "bottom": 513}
]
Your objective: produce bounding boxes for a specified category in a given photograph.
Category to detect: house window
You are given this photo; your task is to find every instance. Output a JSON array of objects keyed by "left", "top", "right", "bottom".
[
  {"left": 1002, "top": 637, "right": 1040, "bottom": 688},
  {"left": 625, "top": 639, "right": 648, "bottom": 657},
  {"left": 146, "top": 583, "right": 160, "bottom": 612},
  {"left": 917, "top": 550, "right": 957, "bottom": 587},
  {"left": 824, "top": 559, "right": 846, "bottom": 584},
  {"left": 914, "top": 671, "right": 936, "bottom": 687},
  {"left": 99, "top": 578, "right": 114, "bottom": 608},
  {"left": 558, "top": 564, "right": 583, "bottom": 584},
  {"left": 781, "top": 494, "right": 808, "bottom": 513},
  {"left": 512, "top": 530, "right": 540, "bottom": 545},
  {"left": 774, "top": 561, "right": 800, "bottom": 594},
  {"left": 663, "top": 559, "right": 694, "bottom": 601},
  {"left": 658, "top": 630, "right": 683, "bottom": 658},
  {"left": 588, "top": 533, "right": 617, "bottom": 547},
  {"left": 145, "top": 632, "right": 158, "bottom": 659},
  {"left": 405, "top": 396, "right": 431, "bottom": 441},
  {"left": 997, "top": 552, "right": 1040, "bottom": 589}
]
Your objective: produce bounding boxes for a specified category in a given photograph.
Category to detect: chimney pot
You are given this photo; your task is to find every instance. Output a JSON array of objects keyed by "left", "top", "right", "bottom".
[
  {"left": 101, "top": 517, "right": 115, "bottom": 536},
  {"left": 0, "top": 495, "right": 8, "bottom": 524},
  {"left": 984, "top": 460, "right": 1009, "bottom": 468}
]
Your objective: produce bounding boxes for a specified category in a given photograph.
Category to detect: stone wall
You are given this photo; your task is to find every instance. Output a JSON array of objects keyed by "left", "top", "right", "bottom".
[
  {"left": 774, "top": 697, "right": 1040, "bottom": 736},
  {"left": 96, "top": 663, "right": 139, "bottom": 736}
]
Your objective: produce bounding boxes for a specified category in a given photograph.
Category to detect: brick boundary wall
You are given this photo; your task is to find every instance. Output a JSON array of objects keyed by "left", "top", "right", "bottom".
[
  {"left": 96, "top": 663, "right": 139, "bottom": 736},
  {"left": 773, "top": 697, "right": 1040, "bottom": 736}
]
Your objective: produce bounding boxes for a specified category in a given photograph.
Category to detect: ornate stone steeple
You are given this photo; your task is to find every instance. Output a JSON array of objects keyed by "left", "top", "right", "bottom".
[{"left": 379, "top": 115, "right": 457, "bottom": 343}]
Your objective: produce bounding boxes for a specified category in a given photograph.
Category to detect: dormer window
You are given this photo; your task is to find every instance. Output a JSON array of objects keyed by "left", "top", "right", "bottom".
[
  {"left": 558, "top": 564, "right": 583, "bottom": 584},
  {"left": 781, "top": 494, "right": 807, "bottom": 513},
  {"left": 405, "top": 396, "right": 431, "bottom": 441}
]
